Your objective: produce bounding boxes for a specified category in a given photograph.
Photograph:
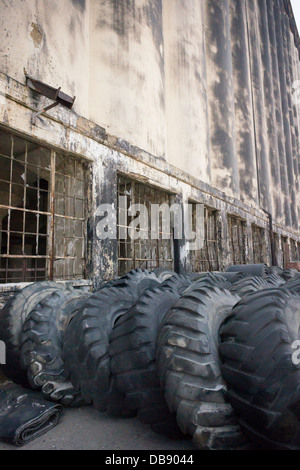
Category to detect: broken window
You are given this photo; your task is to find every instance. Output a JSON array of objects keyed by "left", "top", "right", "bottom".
[
  {"left": 0, "top": 129, "right": 88, "bottom": 283},
  {"left": 117, "top": 175, "right": 174, "bottom": 276},
  {"left": 228, "top": 215, "right": 247, "bottom": 265},
  {"left": 252, "top": 224, "right": 267, "bottom": 264},
  {"left": 188, "top": 205, "right": 220, "bottom": 272}
]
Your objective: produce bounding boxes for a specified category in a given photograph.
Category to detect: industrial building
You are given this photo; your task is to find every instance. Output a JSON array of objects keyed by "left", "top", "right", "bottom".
[{"left": 0, "top": 0, "right": 300, "bottom": 291}]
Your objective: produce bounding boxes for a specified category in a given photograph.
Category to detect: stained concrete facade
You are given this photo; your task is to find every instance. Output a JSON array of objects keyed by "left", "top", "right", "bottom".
[{"left": 0, "top": 0, "right": 300, "bottom": 284}]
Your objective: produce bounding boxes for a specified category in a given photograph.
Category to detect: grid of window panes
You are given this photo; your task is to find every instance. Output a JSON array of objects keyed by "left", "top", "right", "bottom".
[
  {"left": 188, "top": 205, "right": 220, "bottom": 272},
  {"left": 53, "top": 154, "right": 87, "bottom": 280},
  {"left": 252, "top": 224, "right": 266, "bottom": 264},
  {"left": 117, "top": 175, "right": 174, "bottom": 276},
  {"left": 228, "top": 215, "right": 247, "bottom": 265},
  {"left": 0, "top": 129, "right": 87, "bottom": 283}
]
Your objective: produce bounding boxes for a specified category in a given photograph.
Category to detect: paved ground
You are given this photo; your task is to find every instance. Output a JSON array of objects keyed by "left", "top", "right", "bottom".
[{"left": 0, "top": 405, "right": 197, "bottom": 451}]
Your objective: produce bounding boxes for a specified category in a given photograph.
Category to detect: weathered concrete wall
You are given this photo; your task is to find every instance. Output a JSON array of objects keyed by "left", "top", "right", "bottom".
[
  {"left": 163, "top": 0, "right": 210, "bottom": 184},
  {"left": 0, "top": 0, "right": 300, "bottom": 280},
  {"left": 0, "top": 0, "right": 90, "bottom": 117}
]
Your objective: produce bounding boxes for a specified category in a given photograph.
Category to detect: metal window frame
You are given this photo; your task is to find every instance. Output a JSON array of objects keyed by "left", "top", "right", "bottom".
[
  {"left": 0, "top": 130, "right": 88, "bottom": 283},
  {"left": 228, "top": 215, "right": 247, "bottom": 265},
  {"left": 117, "top": 174, "right": 175, "bottom": 275},
  {"left": 252, "top": 224, "right": 266, "bottom": 264},
  {"left": 189, "top": 204, "right": 220, "bottom": 272}
]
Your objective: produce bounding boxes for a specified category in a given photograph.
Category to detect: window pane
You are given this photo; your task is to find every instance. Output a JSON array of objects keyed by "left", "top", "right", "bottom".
[
  {"left": 11, "top": 184, "right": 24, "bottom": 209},
  {"left": 25, "top": 212, "right": 37, "bottom": 233},
  {"left": 12, "top": 136, "right": 26, "bottom": 162},
  {"left": 55, "top": 173, "right": 64, "bottom": 194},
  {"left": 39, "top": 214, "right": 48, "bottom": 234},
  {"left": 12, "top": 161, "right": 25, "bottom": 185},
  {"left": 0, "top": 181, "right": 9, "bottom": 206},
  {"left": 10, "top": 210, "right": 24, "bottom": 232},
  {"left": 26, "top": 188, "right": 38, "bottom": 211},
  {"left": 0, "top": 232, "right": 8, "bottom": 254},
  {"left": 39, "top": 168, "right": 50, "bottom": 191},
  {"left": 9, "top": 232, "right": 23, "bottom": 255},
  {"left": 24, "top": 235, "right": 37, "bottom": 255},
  {"left": 0, "top": 131, "right": 12, "bottom": 157},
  {"left": 65, "top": 177, "right": 75, "bottom": 197},
  {"left": 65, "top": 197, "right": 75, "bottom": 217},
  {"left": 0, "top": 155, "right": 11, "bottom": 181},
  {"left": 26, "top": 164, "right": 39, "bottom": 188}
]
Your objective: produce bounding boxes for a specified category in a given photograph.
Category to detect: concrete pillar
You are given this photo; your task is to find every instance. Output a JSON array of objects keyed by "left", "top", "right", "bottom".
[
  {"left": 204, "top": 0, "right": 240, "bottom": 199},
  {"left": 267, "top": 0, "right": 292, "bottom": 227},
  {"left": 273, "top": 0, "right": 298, "bottom": 229},
  {"left": 257, "top": 0, "right": 283, "bottom": 222},
  {"left": 284, "top": 15, "right": 300, "bottom": 225},
  {"left": 229, "top": 0, "right": 258, "bottom": 207},
  {"left": 245, "top": 0, "right": 272, "bottom": 214}
]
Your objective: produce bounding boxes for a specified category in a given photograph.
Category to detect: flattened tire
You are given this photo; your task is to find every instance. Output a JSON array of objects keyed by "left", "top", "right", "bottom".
[
  {"left": 20, "top": 288, "right": 90, "bottom": 406},
  {"left": 109, "top": 285, "right": 183, "bottom": 438},
  {"left": 0, "top": 281, "right": 67, "bottom": 384},
  {"left": 220, "top": 288, "right": 300, "bottom": 450},
  {"left": 64, "top": 272, "right": 159, "bottom": 413},
  {"left": 226, "top": 264, "right": 268, "bottom": 278},
  {"left": 156, "top": 285, "right": 246, "bottom": 450}
]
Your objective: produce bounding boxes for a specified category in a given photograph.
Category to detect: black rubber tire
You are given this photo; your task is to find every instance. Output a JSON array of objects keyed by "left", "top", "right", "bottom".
[
  {"left": 220, "top": 288, "right": 300, "bottom": 450},
  {"left": 284, "top": 277, "right": 300, "bottom": 293},
  {"left": 190, "top": 273, "right": 231, "bottom": 291},
  {"left": 0, "top": 281, "right": 67, "bottom": 384},
  {"left": 267, "top": 266, "right": 283, "bottom": 276},
  {"left": 63, "top": 271, "right": 159, "bottom": 413},
  {"left": 230, "top": 276, "right": 270, "bottom": 298},
  {"left": 281, "top": 269, "right": 299, "bottom": 281},
  {"left": 226, "top": 264, "right": 268, "bottom": 278},
  {"left": 156, "top": 285, "right": 246, "bottom": 450},
  {"left": 159, "top": 274, "right": 192, "bottom": 295},
  {"left": 20, "top": 288, "right": 90, "bottom": 406},
  {"left": 153, "top": 268, "right": 175, "bottom": 281},
  {"left": 109, "top": 285, "right": 183, "bottom": 438},
  {"left": 116, "top": 268, "right": 162, "bottom": 295},
  {"left": 264, "top": 274, "right": 286, "bottom": 287},
  {"left": 203, "top": 272, "right": 249, "bottom": 284}
]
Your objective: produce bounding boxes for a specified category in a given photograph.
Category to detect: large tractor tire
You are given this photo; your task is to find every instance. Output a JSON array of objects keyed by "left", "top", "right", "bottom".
[
  {"left": 220, "top": 288, "right": 300, "bottom": 450},
  {"left": 284, "top": 277, "right": 300, "bottom": 293},
  {"left": 109, "top": 285, "right": 183, "bottom": 438},
  {"left": 281, "top": 269, "right": 299, "bottom": 282},
  {"left": 190, "top": 274, "right": 231, "bottom": 291},
  {"left": 156, "top": 285, "right": 246, "bottom": 449},
  {"left": 159, "top": 274, "right": 192, "bottom": 295},
  {"left": 63, "top": 270, "right": 159, "bottom": 413},
  {"left": 0, "top": 281, "right": 67, "bottom": 384},
  {"left": 20, "top": 288, "right": 90, "bottom": 406},
  {"left": 230, "top": 276, "right": 270, "bottom": 299},
  {"left": 153, "top": 268, "right": 175, "bottom": 281},
  {"left": 264, "top": 274, "right": 286, "bottom": 288}
]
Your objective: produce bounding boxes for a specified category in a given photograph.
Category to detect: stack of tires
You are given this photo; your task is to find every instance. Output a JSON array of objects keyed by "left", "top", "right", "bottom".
[{"left": 0, "top": 264, "right": 300, "bottom": 450}]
